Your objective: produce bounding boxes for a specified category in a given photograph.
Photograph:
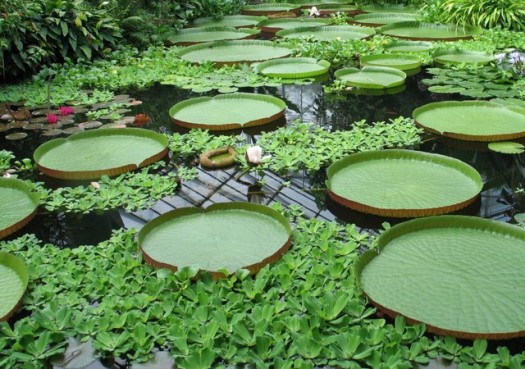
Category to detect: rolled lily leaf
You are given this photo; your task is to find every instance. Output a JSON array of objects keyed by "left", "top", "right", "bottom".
[
  {"left": 138, "top": 203, "right": 292, "bottom": 278},
  {"left": 0, "top": 178, "right": 40, "bottom": 239},
  {"left": 355, "top": 215, "right": 525, "bottom": 339},
  {"left": 0, "top": 252, "right": 29, "bottom": 321},
  {"left": 34, "top": 128, "right": 168, "bottom": 180},
  {"left": 326, "top": 149, "right": 482, "bottom": 217},
  {"left": 199, "top": 146, "right": 237, "bottom": 169}
]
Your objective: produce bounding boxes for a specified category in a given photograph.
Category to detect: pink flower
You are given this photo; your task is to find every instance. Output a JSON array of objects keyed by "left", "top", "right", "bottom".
[
  {"left": 46, "top": 114, "right": 58, "bottom": 124},
  {"left": 58, "top": 106, "right": 74, "bottom": 116}
]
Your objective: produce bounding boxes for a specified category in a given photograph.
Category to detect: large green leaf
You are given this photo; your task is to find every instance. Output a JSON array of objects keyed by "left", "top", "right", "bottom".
[
  {"left": 241, "top": 3, "right": 299, "bottom": 15},
  {"left": 379, "top": 21, "right": 482, "bottom": 40},
  {"left": 488, "top": 141, "right": 525, "bottom": 154},
  {"left": 353, "top": 12, "right": 419, "bottom": 27},
  {"left": 384, "top": 40, "right": 434, "bottom": 52},
  {"left": 355, "top": 216, "right": 525, "bottom": 339},
  {"left": 334, "top": 66, "right": 406, "bottom": 89},
  {"left": 360, "top": 4, "right": 417, "bottom": 13},
  {"left": 413, "top": 101, "right": 525, "bottom": 141},
  {"left": 138, "top": 203, "right": 291, "bottom": 277},
  {"left": 0, "top": 252, "right": 28, "bottom": 321},
  {"left": 254, "top": 57, "right": 330, "bottom": 78},
  {"left": 276, "top": 25, "right": 375, "bottom": 41},
  {"left": 433, "top": 49, "right": 494, "bottom": 64},
  {"left": 0, "top": 178, "right": 40, "bottom": 239},
  {"left": 360, "top": 54, "right": 421, "bottom": 75},
  {"left": 326, "top": 150, "right": 482, "bottom": 217},
  {"left": 288, "top": 0, "right": 352, "bottom": 5},
  {"left": 258, "top": 17, "right": 332, "bottom": 34},
  {"left": 33, "top": 128, "right": 168, "bottom": 180},
  {"left": 190, "top": 15, "right": 266, "bottom": 28},
  {"left": 175, "top": 40, "right": 293, "bottom": 66},
  {"left": 318, "top": 4, "right": 360, "bottom": 15},
  {"left": 169, "top": 93, "right": 286, "bottom": 131},
  {"left": 163, "top": 26, "right": 259, "bottom": 46}
]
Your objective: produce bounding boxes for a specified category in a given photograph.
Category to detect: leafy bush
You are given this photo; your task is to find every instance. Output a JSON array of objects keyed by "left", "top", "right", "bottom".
[
  {"left": 0, "top": 0, "right": 121, "bottom": 80},
  {"left": 421, "top": 0, "right": 525, "bottom": 31},
  {"left": 199, "top": 0, "right": 247, "bottom": 18}
]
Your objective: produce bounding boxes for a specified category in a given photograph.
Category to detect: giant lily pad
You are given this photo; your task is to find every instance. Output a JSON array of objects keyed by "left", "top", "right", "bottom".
[
  {"left": 433, "top": 49, "right": 494, "bottom": 64},
  {"left": 34, "top": 128, "right": 168, "bottom": 180},
  {"left": 318, "top": 4, "right": 360, "bottom": 15},
  {"left": 334, "top": 66, "right": 406, "bottom": 89},
  {"left": 288, "top": 0, "right": 353, "bottom": 6},
  {"left": 169, "top": 93, "right": 286, "bottom": 131},
  {"left": 360, "top": 4, "right": 417, "bottom": 13},
  {"left": 255, "top": 57, "right": 330, "bottom": 78},
  {"left": 0, "top": 178, "right": 40, "bottom": 239},
  {"left": 413, "top": 101, "right": 525, "bottom": 141},
  {"left": 355, "top": 215, "right": 525, "bottom": 339},
  {"left": 326, "top": 150, "right": 482, "bottom": 217},
  {"left": 241, "top": 3, "right": 299, "bottom": 15},
  {"left": 163, "top": 26, "right": 259, "bottom": 46},
  {"left": 138, "top": 203, "right": 291, "bottom": 277},
  {"left": 258, "top": 17, "right": 332, "bottom": 34},
  {"left": 353, "top": 12, "right": 419, "bottom": 27},
  {"left": 384, "top": 40, "right": 433, "bottom": 52},
  {"left": 0, "top": 252, "right": 28, "bottom": 321},
  {"left": 276, "top": 25, "right": 375, "bottom": 41},
  {"left": 379, "top": 21, "right": 481, "bottom": 41},
  {"left": 176, "top": 40, "right": 293, "bottom": 66},
  {"left": 190, "top": 15, "right": 266, "bottom": 28},
  {"left": 360, "top": 54, "right": 421, "bottom": 75}
]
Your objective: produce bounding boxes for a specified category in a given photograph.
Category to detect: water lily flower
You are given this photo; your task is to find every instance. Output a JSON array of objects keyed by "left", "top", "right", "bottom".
[
  {"left": 46, "top": 114, "right": 58, "bottom": 124},
  {"left": 90, "top": 181, "right": 100, "bottom": 189},
  {"left": 309, "top": 6, "right": 320, "bottom": 17},
  {"left": 58, "top": 106, "right": 75, "bottom": 116},
  {"left": 246, "top": 145, "right": 271, "bottom": 165}
]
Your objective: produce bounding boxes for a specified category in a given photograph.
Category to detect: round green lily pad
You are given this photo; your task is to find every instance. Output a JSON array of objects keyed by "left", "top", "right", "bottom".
[
  {"left": 169, "top": 93, "right": 286, "bottom": 131},
  {"left": 318, "top": 4, "right": 360, "bottom": 15},
  {"left": 0, "top": 178, "right": 40, "bottom": 239},
  {"left": 384, "top": 40, "right": 434, "bottom": 52},
  {"left": 258, "top": 17, "right": 332, "bottom": 34},
  {"left": 163, "top": 26, "right": 259, "bottom": 46},
  {"left": 379, "top": 21, "right": 481, "bottom": 41},
  {"left": 34, "top": 128, "right": 168, "bottom": 180},
  {"left": 488, "top": 141, "right": 525, "bottom": 154},
  {"left": 353, "top": 12, "right": 419, "bottom": 27},
  {"left": 241, "top": 3, "right": 299, "bottom": 15},
  {"left": 413, "top": 101, "right": 525, "bottom": 141},
  {"left": 433, "top": 49, "right": 494, "bottom": 64},
  {"left": 360, "top": 4, "right": 417, "bottom": 13},
  {"left": 355, "top": 215, "right": 525, "bottom": 339},
  {"left": 360, "top": 54, "right": 421, "bottom": 75},
  {"left": 335, "top": 66, "right": 407, "bottom": 89},
  {"left": 255, "top": 57, "right": 330, "bottom": 78},
  {"left": 326, "top": 150, "right": 482, "bottom": 217},
  {"left": 276, "top": 25, "right": 375, "bottom": 41},
  {"left": 0, "top": 252, "right": 28, "bottom": 321},
  {"left": 190, "top": 15, "right": 266, "bottom": 28},
  {"left": 138, "top": 203, "right": 291, "bottom": 277},
  {"left": 176, "top": 40, "right": 293, "bottom": 66}
]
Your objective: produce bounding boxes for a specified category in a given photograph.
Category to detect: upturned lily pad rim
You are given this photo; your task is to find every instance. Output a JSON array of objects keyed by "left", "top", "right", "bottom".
[
  {"left": 352, "top": 12, "right": 419, "bottom": 27},
  {"left": 360, "top": 54, "right": 421, "bottom": 71},
  {"left": 199, "top": 146, "right": 237, "bottom": 169},
  {"left": 169, "top": 93, "right": 286, "bottom": 131},
  {"left": 433, "top": 49, "right": 494, "bottom": 64},
  {"left": 33, "top": 128, "right": 169, "bottom": 180},
  {"left": 164, "top": 26, "right": 260, "bottom": 46},
  {"left": 175, "top": 40, "right": 293, "bottom": 66},
  {"left": 384, "top": 40, "right": 434, "bottom": 52},
  {"left": 241, "top": 3, "right": 300, "bottom": 15},
  {"left": 190, "top": 15, "right": 267, "bottom": 28},
  {"left": 354, "top": 215, "right": 525, "bottom": 339},
  {"left": 379, "top": 21, "right": 482, "bottom": 41},
  {"left": 334, "top": 66, "right": 407, "bottom": 89},
  {"left": 255, "top": 57, "right": 331, "bottom": 78},
  {"left": 318, "top": 4, "right": 360, "bottom": 15},
  {"left": 326, "top": 150, "right": 482, "bottom": 217},
  {"left": 138, "top": 202, "right": 292, "bottom": 278},
  {"left": 257, "top": 17, "right": 332, "bottom": 33},
  {"left": 413, "top": 101, "right": 525, "bottom": 141},
  {"left": 359, "top": 4, "right": 417, "bottom": 13},
  {"left": 276, "top": 25, "right": 376, "bottom": 40},
  {"left": 0, "top": 252, "right": 29, "bottom": 321},
  {"left": 0, "top": 178, "right": 40, "bottom": 239}
]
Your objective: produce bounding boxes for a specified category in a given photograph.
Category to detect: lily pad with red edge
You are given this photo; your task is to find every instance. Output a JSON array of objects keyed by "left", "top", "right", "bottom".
[
  {"left": 355, "top": 215, "right": 525, "bottom": 339},
  {"left": 326, "top": 150, "right": 482, "bottom": 217},
  {"left": 138, "top": 202, "right": 291, "bottom": 278},
  {"left": 0, "top": 178, "right": 40, "bottom": 239},
  {"left": 33, "top": 128, "right": 168, "bottom": 180},
  {"left": 0, "top": 252, "right": 29, "bottom": 321},
  {"left": 199, "top": 146, "right": 237, "bottom": 169},
  {"left": 169, "top": 93, "right": 286, "bottom": 131}
]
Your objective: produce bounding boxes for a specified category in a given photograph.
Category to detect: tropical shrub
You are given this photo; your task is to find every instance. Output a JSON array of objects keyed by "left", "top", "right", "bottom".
[{"left": 199, "top": 0, "right": 247, "bottom": 18}]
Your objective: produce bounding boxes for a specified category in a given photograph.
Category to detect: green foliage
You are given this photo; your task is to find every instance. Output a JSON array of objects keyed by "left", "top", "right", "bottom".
[
  {"left": 199, "top": 0, "right": 247, "bottom": 18},
  {"left": 420, "top": 0, "right": 525, "bottom": 31},
  {"left": 170, "top": 129, "right": 246, "bottom": 162}
]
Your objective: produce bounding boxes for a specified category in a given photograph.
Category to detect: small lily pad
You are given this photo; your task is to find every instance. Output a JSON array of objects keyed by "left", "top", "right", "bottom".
[
  {"left": 488, "top": 141, "right": 525, "bottom": 154},
  {"left": 5, "top": 132, "right": 28, "bottom": 140}
]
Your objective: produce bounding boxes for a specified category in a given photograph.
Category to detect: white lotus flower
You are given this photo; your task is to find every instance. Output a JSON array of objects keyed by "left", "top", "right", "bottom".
[
  {"left": 246, "top": 146, "right": 271, "bottom": 165},
  {"left": 309, "top": 6, "right": 320, "bottom": 17}
]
